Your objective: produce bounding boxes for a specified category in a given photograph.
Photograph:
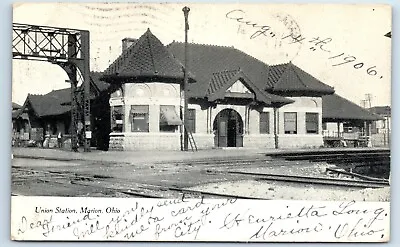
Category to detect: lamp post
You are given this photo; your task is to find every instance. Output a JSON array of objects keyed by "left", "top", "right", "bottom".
[{"left": 182, "top": 6, "right": 190, "bottom": 151}]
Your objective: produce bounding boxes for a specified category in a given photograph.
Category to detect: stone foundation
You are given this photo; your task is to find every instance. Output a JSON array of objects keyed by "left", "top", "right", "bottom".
[
  {"left": 278, "top": 135, "right": 323, "bottom": 149},
  {"left": 243, "top": 135, "right": 275, "bottom": 149},
  {"left": 191, "top": 134, "right": 214, "bottom": 150},
  {"left": 109, "top": 133, "right": 324, "bottom": 150},
  {"left": 109, "top": 134, "right": 124, "bottom": 151},
  {"left": 109, "top": 133, "right": 215, "bottom": 151},
  {"left": 109, "top": 132, "right": 181, "bottom": 151}
]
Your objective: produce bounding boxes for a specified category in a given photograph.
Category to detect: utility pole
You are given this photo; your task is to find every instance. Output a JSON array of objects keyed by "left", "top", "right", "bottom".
[
  {"left": 360, "top": 100, "right": 367, "bottom": 108},
  {"left": 182, "top": 6, "right": 190, "bottom": 151},
  {"left": 365, "top": 93, "right": 372, "bottom": 108}
]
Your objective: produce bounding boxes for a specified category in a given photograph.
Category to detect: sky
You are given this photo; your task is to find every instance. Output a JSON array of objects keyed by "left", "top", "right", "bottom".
[{"left": 12, "top": 3, "right": 392, "bottom": 107}]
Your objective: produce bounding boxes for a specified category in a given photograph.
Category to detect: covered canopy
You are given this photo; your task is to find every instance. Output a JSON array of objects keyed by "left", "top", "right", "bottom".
[{"left": 322, "top": 93, "right": 384, "bottom": 122}]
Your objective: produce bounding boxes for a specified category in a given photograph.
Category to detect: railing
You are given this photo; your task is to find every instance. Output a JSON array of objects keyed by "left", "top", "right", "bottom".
[
  {"left": 322, "top": 130, "right": 343, "bottom": 138},
  {"left": 323, "top": 130, "right": 371, "bottom": 148}
]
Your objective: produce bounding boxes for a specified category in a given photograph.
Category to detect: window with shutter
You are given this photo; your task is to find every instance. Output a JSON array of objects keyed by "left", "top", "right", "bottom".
[
  {"left": 130, "top": 105, "right": 149, "bottom": 132},
  {"left": 160, "top": 105, "right": 182, "bottom": 132}
]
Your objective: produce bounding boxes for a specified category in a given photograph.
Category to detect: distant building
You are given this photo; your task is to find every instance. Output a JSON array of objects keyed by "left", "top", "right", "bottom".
[
  {"left": 369, "top": 106, "right": 391, "bottom": 147},
  {"left": 12, "top": 72, "right": 111, "bottom": 150},
  {"left": 369, "top": 106, "right": 391, "bottom": 134}
]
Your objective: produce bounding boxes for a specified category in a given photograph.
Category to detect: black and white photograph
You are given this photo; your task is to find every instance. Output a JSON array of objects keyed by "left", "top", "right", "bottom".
[{"left": 10, "top": 2, "right": 391, "bottom": 242}]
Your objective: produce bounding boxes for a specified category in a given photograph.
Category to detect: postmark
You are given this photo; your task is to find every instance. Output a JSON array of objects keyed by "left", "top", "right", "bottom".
[{"left": 225, "top": 9, "right": 304, "bottom": 63}]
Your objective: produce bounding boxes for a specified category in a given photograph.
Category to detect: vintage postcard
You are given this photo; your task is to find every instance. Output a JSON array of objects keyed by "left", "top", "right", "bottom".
[{"left": 11, "top": 3, "right": 391, "bottom": 242}]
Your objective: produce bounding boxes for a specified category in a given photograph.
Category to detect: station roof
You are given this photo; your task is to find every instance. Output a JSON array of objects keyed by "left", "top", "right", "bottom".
[
  {"left": 168, "top": 42, "right": 334, "bottom": 95},
  {"left": 206, "top": 69, "right": 293, "bottom": 106},
  {"left": 101, "top": 29, "right": 334, "bottom": 106},
  {"left": 265, "top": 63, "right": 335, "bottom": 95},
  {"left": 322, "top": 93, "right": 384, "bottom": 122},
  {"left": 369, "top": 106, "right": 391, "bottom": 117},
  {"left": 12, "top": 102, "right": 21, "bottom": 110},
  {"left": 167, "top": 41, "right": 333, "bottom": 106},
  {"left": 14, "top": 72, "right": 109, "bottom": 118},
  {"left": 167, "top": 42, "right": 293, "bottom": 106},
  {"left": 101, "top": 29, "right": 189, "bottom": 82},
  {"left": 23, "top": 94, "right": 71, "bottom": 117}
]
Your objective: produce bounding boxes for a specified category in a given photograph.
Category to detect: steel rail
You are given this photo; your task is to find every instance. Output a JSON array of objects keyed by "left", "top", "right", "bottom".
[
  {"left": 12, "top": 167, "right": 262, "bottom": 199},
  {"left": 268, "top": 149, "right": 390, "bottom": 157},
  {"left": 223, "top": 171, "right": 389, "bottom": 188},
  {"left": 325, "top": 168, "right": 389, "bottom": 183},
  {"left": 277, "top": 152, "right": 390, "bottom": 161}
]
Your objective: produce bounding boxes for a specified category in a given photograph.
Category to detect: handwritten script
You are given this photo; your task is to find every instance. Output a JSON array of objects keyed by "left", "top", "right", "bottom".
[
  {"left": 12, "top": 196, "right": 389, "bottom": 242},
  {"left": 226, "top": 9, "right": 385, "bottom": 80}
]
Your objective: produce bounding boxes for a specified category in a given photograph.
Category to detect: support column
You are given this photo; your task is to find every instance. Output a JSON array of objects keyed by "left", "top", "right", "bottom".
[
  {"left": 209, "top": 107, "right": 213, "bottom": 134},
  {"left": 206, "top": 107, "right": 210, "bottom": 134},
  {"left": 274, "top": 107, "right": 279, "bottom": 149},
  {"left": 337, "top": 122, "right": 340, "bottom": 138},
  {"left": 81, "top": 31, "right": 91, "bottom": 152},
  {"left": 247, "top": 106, "right": 251, "bottom": 134},
  {"left": 386, "top": 116, "right": 390, "bottom": 146},
  {"left": 363, "top": 121, "right": 367, "bottom": 136},
  {"left": 367, "top": 121, "right": 371, "bottom": 136},
  {"left": 244, "top": 105, "right": 248, "bottom": 135},
  {"left": 182, "top": 6, "right": 190, "bottom": 151},
  {"left": 67, "top": 34, "right": 79, "bottom": 152}
]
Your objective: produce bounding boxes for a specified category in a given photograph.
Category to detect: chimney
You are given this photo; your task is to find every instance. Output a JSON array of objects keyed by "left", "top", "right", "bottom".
[{"left": 122, "top": 38, "right": 138, "bottom": 52}]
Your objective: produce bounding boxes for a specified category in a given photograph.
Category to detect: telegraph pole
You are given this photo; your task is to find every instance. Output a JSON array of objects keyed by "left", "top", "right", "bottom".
[
  {"left": 182, "top": 6, "right": 190, "bottom": 151},
  {"left": 365, "top": 93, "right": 372, "bottom": 108}
]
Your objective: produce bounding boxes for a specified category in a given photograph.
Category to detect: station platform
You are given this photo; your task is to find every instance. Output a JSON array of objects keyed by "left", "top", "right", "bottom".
[{"left": 11, "top": 146, "right": 390, "bottom": 165}]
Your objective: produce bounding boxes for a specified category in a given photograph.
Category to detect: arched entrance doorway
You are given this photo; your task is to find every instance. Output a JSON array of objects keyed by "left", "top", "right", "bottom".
[{"left": 213, "top": 109, "right": 243, "bottom": 147}]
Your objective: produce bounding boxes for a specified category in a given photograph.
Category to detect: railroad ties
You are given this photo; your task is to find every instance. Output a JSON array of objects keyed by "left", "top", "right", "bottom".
[
  {"left": 266, "top": 148, "right": 390, "bottom": 186},
  {"left": 12, "top": 148, "right": 390, "bottom": 199},
  {"left": 11, "top": 166, "right": 265, "bottom": 199}
]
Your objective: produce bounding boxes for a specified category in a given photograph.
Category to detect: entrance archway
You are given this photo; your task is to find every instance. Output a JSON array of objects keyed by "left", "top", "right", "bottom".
[{"left": 213, "top": 109, "right": 243, "bottom": 147}]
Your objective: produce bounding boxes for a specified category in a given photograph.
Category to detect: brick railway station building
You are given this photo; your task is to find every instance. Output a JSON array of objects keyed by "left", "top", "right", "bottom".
[
  {"left": 13, "top": 29, "right": 383, "bottom": 151},
  {"left": 100, "top": 29, "right": 381, "bottom": 150}
]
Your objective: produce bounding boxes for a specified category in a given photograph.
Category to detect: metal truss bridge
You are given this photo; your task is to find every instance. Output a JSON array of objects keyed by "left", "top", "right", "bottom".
[{"left": 13, "top": 23, "right": 91, "bottom": 152}]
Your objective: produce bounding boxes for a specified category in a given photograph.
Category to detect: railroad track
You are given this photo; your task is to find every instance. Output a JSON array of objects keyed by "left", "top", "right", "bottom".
[
  {"left": 325, "top": 168, "right": 389, "bottom": 183},
  {"left": 11, "top": 167, "right": 263, "bottom": 199},
  {"left": 12, "top": 148, "right": 390, "bottom": 200},
  {"left": 274, "top": 152, "right": 389, "bottom": 161},
  {"left": 268, "top": 149, "right": 389, "bottom": 157},
  {"left": 269, "top": 150, "right": 390, "bottom": 162},
  {"left": 156, "top": 156, "right": 272, "bottom": 166},
  {"left": 219, "top": 170, "right": 390, "bottom": 188},
  {"left": 156, "top": 150, "right": 391, "bottom": 172}
]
